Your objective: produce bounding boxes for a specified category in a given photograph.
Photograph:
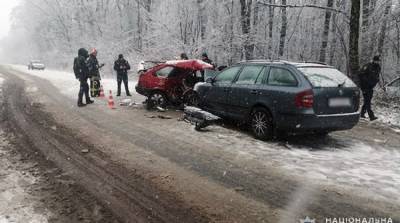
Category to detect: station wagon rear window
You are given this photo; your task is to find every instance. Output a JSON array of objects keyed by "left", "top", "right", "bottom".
[{"left": 299, "top": 67, "right": 356, "bottom": 88}]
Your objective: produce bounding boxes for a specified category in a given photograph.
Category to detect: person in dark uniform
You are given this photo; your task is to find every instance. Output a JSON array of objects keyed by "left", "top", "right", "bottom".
[
  {"left": 200, "top": 52, "right": 215, "bottom": 81},
  {"left": 358, "top": 55, "right": 381, "bottom": 121},
  {"left": 113, "top": 54, "right": 131, "bottom": 96},
  {"left": 87, "top": 48, "right": 104, "bottom": 97},
  {"left": 180, "top": 53, "right": 189, "bottom": 60},
  {"left": 201, "top": 52, "right": 214, "bottom": 66},
  {"left": 73, "top": 48, "right": 93, "bottom": 107}
]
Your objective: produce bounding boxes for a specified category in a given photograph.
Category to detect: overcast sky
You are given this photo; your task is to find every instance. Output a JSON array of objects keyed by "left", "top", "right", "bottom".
[{"left": 0, "top": 0, "right": 20, "bottom": 39}]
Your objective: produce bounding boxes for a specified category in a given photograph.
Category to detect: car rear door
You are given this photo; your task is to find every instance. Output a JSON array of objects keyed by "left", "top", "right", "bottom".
[
  {"left": 140, "top": 65, "right": 172, "bottom": 89},
  {"left": 260, "top": 66, "right": 302, "bottom": 116},
  {"left": 298, "top": 67, "right": 360, "bottom": 115},
  {"left": 203, "top": 66, "right": 242, "bottom": 115},
  {"left": 227, "top": 65, "right": 266, "bottom": 119}
]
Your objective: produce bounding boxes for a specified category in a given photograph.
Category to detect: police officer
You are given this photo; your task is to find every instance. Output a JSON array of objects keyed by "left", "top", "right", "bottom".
[
  {"left": 113, "top": 54, "right": 131, "bottom": 96},
  {"left": 74, "top": 48, "right": 93, "bottom": 107},
  {"left": 359, "top": 55, "right": 381, "bottom": 121}
]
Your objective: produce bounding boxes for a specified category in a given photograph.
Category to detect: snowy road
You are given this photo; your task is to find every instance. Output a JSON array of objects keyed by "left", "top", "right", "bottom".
[
  {"left": 0, "top": 71, "right": 116, "bottom": 223},
  {"left": 1, "top": 65, "right": 399, "bottom": 222}
]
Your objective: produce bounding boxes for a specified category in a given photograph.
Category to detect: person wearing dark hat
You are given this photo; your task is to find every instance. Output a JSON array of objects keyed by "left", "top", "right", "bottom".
[
  {"left": 113, "top": 54, "right": 131, "bottom": 96},
  {"left": 180, "top": 53, "right": 189, "bottom": 60},
  {"left": 200, "top": 52, "right": 215, "bottom": 81},
  {"left": 73, "top": 48, "right": 94, "bottom": 107},
  {"left": 201, "top": 53, "right": 214, "bottom": 65},
  {"left": 358, "top": 55, "right": 381, "bottom": 121}
]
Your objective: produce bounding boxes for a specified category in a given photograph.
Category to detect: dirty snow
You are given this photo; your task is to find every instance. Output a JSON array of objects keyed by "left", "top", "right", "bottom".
[{"left": 0, "top": 131, "right": 50, "bottom": 223}]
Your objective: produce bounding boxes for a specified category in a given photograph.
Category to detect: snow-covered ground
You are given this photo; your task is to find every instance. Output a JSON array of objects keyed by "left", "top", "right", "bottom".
[
  {"left": 10, "top": 65, "right": 400, "bottom": 204},
  {"left": 375, "top": 105, "right": 400, "bottom": 127},
  {"left": 170, "top": 121, "right": 400, "bottom": 203},
  {"left": 11, "top": 65, "right": 139, "bottom": 101},
  {"left": 0, "top": 74, "right": 4, "bottom": 86}
]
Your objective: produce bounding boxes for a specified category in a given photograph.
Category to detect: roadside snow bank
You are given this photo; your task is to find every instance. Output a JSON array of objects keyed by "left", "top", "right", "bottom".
[
  {"left": 374, "top": 91, "right": 400, "bottom": 127},
  {"left": 175, "top": 122, "right": 400, "bottom": 203},
  {"left": 375, "top": 104, "right": 400, "bottom": 127},
  {"left": 0, "top": 74, "right": 4, "bottom": 86}
]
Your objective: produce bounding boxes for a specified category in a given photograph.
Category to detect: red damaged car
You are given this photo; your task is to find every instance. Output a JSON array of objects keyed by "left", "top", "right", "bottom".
[{"left": 135, "top": 60, "right": 214, "bottom": 108}]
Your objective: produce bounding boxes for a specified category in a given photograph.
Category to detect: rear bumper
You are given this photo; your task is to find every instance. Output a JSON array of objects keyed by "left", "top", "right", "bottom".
[
  {"left": 32, "top": 66, "right": 45, "bottom": 69},
  {"left": 276, "top": 112, "right": 360, "bottom": 132}
]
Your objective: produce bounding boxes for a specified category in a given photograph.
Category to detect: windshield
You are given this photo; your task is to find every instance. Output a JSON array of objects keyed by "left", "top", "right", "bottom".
[
  {"left": 298, "top": 67, "right": 356, "bottom": 88},
  {"left": 204, "top": 69, "right": 219, "bottom": 80}
]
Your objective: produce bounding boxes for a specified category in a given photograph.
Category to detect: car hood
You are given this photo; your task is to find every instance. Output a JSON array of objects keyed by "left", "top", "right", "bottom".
[{"left": 165, "top": 59, "right": 214, "bottom": 71}]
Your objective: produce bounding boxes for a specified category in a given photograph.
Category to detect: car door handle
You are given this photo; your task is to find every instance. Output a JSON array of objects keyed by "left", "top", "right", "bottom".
[{"left": 250, "top": 90, "right": 258, "bottom": 95}]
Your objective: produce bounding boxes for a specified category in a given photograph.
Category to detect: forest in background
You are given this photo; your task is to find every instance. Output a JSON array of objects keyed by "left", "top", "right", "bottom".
[{"left": 0, "top": 0, "right": 399, "bottom": 83}]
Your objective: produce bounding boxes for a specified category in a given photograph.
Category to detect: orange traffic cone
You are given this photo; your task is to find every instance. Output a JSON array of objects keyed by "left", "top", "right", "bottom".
[
  {"left": 99, "top": 85, "right": 105, "bottom": 98},
  {"left": 108, "top": 90, "right": 115, "bottom": 109}
]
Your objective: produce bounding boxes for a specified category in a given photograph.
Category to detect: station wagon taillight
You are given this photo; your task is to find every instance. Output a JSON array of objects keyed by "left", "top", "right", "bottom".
[{"left": 295, "top": 90, "right": 314, "bottom": 108}]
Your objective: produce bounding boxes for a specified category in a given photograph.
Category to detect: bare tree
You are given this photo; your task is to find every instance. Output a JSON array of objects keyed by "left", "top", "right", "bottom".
[
  {"left": 319, "top": 0, "right": 334, "bottom": 63},
  {"left": 349, "top": 0, "right": 361, "bottom": 81},
  {"left": 240, "top": 0, "right": 254, "bottom": 60},
  {"left": 278, "top": 0, "right": 287, "bottom": 57}
]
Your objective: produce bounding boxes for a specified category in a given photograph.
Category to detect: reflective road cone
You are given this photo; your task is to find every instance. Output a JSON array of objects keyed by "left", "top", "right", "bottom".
[
  {"left": 108, "top": 90, "right": 115, "bottom": 109},
  {"left": 99, "top": 85, "right": 105, "bottom": 98}
]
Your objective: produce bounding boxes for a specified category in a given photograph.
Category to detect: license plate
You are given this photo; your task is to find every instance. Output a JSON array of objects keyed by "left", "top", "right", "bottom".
[{"left": 329, "top": 98, "right": 351, "bottom": 107}]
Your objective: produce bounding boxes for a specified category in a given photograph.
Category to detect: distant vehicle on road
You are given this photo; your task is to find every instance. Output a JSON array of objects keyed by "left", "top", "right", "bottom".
[
  {"left": 28, "top": 60, "right": 45, "bottom": 70},
  {"left": 385, "top": 77, "right": 400, "bottom": 97},
  {"left": 194, "top": 60, "right": 361, "bottom": 140}
]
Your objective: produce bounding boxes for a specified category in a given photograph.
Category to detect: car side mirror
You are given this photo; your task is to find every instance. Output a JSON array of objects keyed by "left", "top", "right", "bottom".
[{"left": 206, "top": 78, "right": 215, "bottom": 84}]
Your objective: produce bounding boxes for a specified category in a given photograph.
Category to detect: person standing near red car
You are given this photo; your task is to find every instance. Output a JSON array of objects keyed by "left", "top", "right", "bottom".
[
  {"left": 114, "top": 54, "right": 131, "bottom": 97},
  {"left": 200, "top": 52, "right": 215, "bottom": 81}
]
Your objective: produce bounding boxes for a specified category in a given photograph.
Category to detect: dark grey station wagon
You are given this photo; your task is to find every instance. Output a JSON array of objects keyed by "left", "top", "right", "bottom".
[{"left": 194, "top": 60, "right": 360, "bottom": 140}]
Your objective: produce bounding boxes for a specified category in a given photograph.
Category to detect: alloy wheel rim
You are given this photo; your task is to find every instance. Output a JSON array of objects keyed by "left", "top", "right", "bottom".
[
  {"left": 151, "top": 93, "right": 164, "bottom": 106},
  {"left": 188, "top": 93, "right": 198, "bottom": 105},
  {"left": 252, "top": 112, "right": 268, "bottom": 136}
]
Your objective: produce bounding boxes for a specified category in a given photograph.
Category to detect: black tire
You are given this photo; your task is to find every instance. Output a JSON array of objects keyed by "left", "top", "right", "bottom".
[
  {"left": 184, "top": 91, "right": 200, "bottom": 107},
  {"left": 250, "top": 107, "right": 273, "bottom": 140},
  {"left": 148, "top": 91, "right": 167, "bottom": 109},
  {"left": 315, "top": 131, "right": 330, "bottom": 137}
]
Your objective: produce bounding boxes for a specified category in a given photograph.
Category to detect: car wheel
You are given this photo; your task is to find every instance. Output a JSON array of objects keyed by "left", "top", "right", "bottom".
[
  {"left": 148, "top": 91, "right": 167, "bottom": 109},
  {"left": 315, "top": 131, "right": 330, "bottom": 137},
  {"left": 184, "top": 91, "right": 200, "bottom": 107},
  {"left": 250, "top": 107, "right": 273, "bottom": 140}
]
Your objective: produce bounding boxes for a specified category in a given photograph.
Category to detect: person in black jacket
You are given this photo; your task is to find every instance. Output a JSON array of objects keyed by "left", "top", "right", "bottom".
[
  {"left": 74, "top": 48, "right": 94, "bottom": 107},
  {"left": 87, "top": 48, "right": 104, "bottom": 97},
  {"left": 200, "top": 53, "right": 215, "bottom": 81},
  {"left": 358, "top": 55, "right": 381, "bottom": 121},
  {"left": 113, "top": 54, "right": 131, "bottom": 96},
  {"left": 180, "top": 53, "right": 189, "bottom": 60}
]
